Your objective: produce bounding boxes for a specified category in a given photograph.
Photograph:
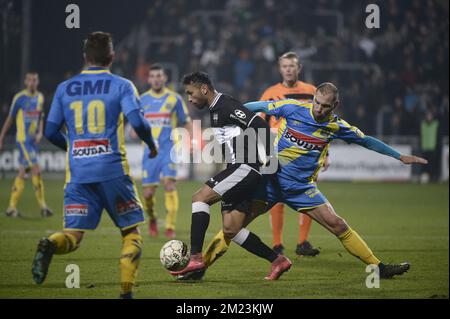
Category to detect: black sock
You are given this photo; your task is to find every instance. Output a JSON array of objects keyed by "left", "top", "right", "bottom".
[
  {"left": 190, "top": 212, "right": 210, "bottom": 254},
  {"left": 234, "top": 229, "right": 278, "bottom": 262}
]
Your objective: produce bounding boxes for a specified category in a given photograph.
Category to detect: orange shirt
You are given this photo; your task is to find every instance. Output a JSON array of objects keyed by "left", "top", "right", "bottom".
[{"left": 260, "top": 81, "right": 316, "bottom": 129}]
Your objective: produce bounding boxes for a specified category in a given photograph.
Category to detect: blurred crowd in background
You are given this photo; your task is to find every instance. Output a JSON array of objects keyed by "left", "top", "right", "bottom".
[
  {"left": 111, "top": 0, "right": 448, "bottom": 139},
  {"left": 0, "top": 0, "right": 448, "bottom": 180}
]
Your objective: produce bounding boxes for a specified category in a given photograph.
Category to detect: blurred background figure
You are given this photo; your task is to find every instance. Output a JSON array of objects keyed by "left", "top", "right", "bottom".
[{"left": 420, "top": 111, "right": 441, "bottom": 183}]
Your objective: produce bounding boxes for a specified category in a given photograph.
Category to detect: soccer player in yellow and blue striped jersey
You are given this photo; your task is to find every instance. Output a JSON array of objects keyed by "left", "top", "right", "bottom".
[
  {"left": 31, "top": 32, "right": 157, "bottom": 299},
  {"left": 188, "top": 83, "right": 428, "bottom": 281},
  {"left": 0, "top": 72, "right": 53, "bottom": 218},
  {"left": 134, "top": 64, "right": 192, "bottom": 239}
]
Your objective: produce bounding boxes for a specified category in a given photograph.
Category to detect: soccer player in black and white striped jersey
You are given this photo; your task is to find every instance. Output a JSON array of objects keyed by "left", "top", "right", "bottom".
[{"left": 170, "top": 72, "right": 292, "bottom": 280}]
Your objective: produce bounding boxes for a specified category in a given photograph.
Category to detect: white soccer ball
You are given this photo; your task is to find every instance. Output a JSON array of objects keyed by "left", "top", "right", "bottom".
[{"left": 159, "top": 240, "right": 190, "bottom": 271}]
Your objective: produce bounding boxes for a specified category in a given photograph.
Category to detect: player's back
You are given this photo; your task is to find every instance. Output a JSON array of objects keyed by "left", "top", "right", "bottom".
[{"left": 50, "top": 67, "right": 139, "bottom": 184}]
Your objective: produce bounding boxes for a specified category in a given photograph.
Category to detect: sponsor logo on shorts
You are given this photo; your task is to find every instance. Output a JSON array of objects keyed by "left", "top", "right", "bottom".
[
  {"left": 116, "top": 200, "right": 140, "bottom": 215},
  {"left": 72, "top": 139, "right": 112, "bottom": 158},
  {"left": 284, "top": 128, "right": 327, "bottom": 152},
  {"left": 305, "top": 188, "right": 321, "bottom": 198},
  {"left": 65, "top": 204, "right": 88, "bottom": 216}
]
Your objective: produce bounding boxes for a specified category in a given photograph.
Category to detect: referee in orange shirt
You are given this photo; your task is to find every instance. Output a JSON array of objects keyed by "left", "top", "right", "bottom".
[{"left": 260, "top": 52, "right": 329, "bottom": 256}]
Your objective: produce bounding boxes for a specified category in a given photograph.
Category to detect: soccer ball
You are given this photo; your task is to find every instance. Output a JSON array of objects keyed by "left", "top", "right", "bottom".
[{"left": 160, "top": 240, "right": 190, "bottom": 271}]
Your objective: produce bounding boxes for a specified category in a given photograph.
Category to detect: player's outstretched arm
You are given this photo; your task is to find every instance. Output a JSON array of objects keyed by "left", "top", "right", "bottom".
[
  {"left": 0, "top": 116, "right": 14, "bottom": 151},
  {"left": 244, "top": 101, "right": 271, "bottom": 113},
  {"left": 357, "top": 135, "right": 428, "bottom": 165},
  {"left": 399, "top": 154, "right": 428, "bottom": 165},
  {"left": 44, "top": 121, "right": 67, "bottom": 151},
  {"left": 126, "top": 109, "right": 158, "bottom": 158}
]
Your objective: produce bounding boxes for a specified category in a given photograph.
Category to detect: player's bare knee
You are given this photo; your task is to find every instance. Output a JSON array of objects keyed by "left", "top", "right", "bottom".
[
  {"left": 31, "top": 165, "right": 40, "bottom": 176},
  {"left": 330, "top": 217, "right": 348, "bottom": 235},
  {"left": 17, "top": 170, "right": 26, "bottom": 179},
  {"left": 192, "top": 188, "right": 211, "bottom": 203},
  {"left": 164, "top": 179, "right": 176, "bottom": 192},
  {"left": 222, "top": 226, "right": 239, "bottom": 240},
  {"left": 143, "top": 188, "right": 155, "bottom": 199}
]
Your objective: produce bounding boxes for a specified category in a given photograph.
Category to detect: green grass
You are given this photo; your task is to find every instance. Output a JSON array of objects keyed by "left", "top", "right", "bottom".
[{"left": 0, "top": 178, "right": 448, "bottom": 299}]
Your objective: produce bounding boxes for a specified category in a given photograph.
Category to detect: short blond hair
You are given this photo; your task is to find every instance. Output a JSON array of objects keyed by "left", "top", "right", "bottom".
[
  {"left": 278, "top": 51, "right": 300, "bottom": 67},
  {"left": 316, "top": 82, "right": 339, "bottom": 103}
]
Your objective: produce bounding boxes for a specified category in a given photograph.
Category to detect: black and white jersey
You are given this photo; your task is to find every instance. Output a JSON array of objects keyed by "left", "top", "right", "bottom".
[{"left": 209, "top": 93, "right": 265, "bottom": 168}]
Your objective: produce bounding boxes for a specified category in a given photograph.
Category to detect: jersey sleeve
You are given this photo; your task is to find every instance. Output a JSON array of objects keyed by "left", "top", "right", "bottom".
[
  {"left": 174, "top": 95, "right": 190, "bottom": 126},
  {"left": 224, "top": 102, "right": 260, "bottom": 129},
  {"left": 120, "top": 80, "right": 141, "bottom": 116},
  {"left": 47, "top": 84, "right": 65, "bottom": 126},
  {"left": 8, "top": 94, "right": 23, "bottom": 118},
  {"left": 335, "top": 118, "right": 366, "bottom": 144},
  {"left": 265, "top": 99, "right": 300, "bottom": 119}
]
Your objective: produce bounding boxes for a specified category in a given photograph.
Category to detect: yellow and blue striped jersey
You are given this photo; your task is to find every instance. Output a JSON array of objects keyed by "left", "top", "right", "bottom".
[
  {"left": 9, "top": 90, "right": 44, "bottom": 143},
  {"left": 266, "top": 99, "right": 366, "bottom": 190},
  {"left": 47, "top": 67, "right": 141, "bottom": 184},
  {"left": 140, "top": 87, "right": 189, "bottom": 151}
]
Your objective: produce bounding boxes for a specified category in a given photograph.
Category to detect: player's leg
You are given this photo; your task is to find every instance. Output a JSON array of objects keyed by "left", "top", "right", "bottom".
[
  {"left": 222, "top": 207, "right": 275, "bottom": 261},
  {"left": 119, "top": 226, "right": 143, "bottom": 299},
  {"left": 304, "top": 203, "right": 410, "bottom": 278},
  {"left": 190, "top": 185, "right": 221, "bottom": 254},
  {"left": 170, "top": 184, "right": 220, "bottom": 280},
  {"left": 163, "top": 178, "right": 178, "bottom": 238},
  {"left": 222, "top": 205, "right": 291, "bottom": 280},
  {"left": 203, "top": 175, "right": 276, "bottom": 268},
  {"left": 161, "top": 153, "right": 179, "bottom": 238},
  {"left": 5, "top": 165, "right": 26, "bottom": 217},
  {"left": 32, "top": 182, "right": 103, "bottom": 284},
  {"left": 296, "top": 214, "right": 320, "bottom": 256},
  {"left": 142, "top": 151, "right": 161, "bottom": 236},
  {"left": 32, "top": 231, "right": 83, "bottom": 285},
  {"left": 142, "top": 185, "right": 158, "bottom": 236},
  {"left": 270, "top": 203, "right": 285, "bottom": 253},
  {"left": 30, "top": 163, "right": 53, "bottom": 217},
  {"left": 203, "top": 199, "right": 268, "bottom": 268},
  {"left": 101, "top": 175, "right": 145, "bottom": 298},
  {"left": 173, "top": 164, "right": 262, "bottom": 277}
]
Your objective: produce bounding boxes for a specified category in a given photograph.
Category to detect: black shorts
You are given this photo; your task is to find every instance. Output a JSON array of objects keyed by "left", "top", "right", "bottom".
[{"left": 205, "top": 163, "right": 261, "bottom": 213}]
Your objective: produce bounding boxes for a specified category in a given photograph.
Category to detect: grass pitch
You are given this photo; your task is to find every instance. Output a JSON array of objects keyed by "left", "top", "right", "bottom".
[{"left": 0, "top": 178, "right": 448, "bottom": 299}]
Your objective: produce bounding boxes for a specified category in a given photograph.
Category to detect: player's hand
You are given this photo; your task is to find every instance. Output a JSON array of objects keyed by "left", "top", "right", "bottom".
[
  {"left": 400, "top": 155, "right": 428, "bottom": 165},
  {"left": 149, "top": 147, "right": 158, "bottom": 158},
  {"left": 35, "top": 133, "right": 43, "bottom": 145},
  {"left": 321, "top": 155, "right": 331, "bottom": 172}
]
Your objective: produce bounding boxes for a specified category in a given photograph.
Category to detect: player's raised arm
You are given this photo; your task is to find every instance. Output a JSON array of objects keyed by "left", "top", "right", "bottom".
[
  {"left": 120, "top": 81, "right": 157, "bottom": 158},
  {"left": 45, "top": 84, "right": 67, "bottom": 151}
]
